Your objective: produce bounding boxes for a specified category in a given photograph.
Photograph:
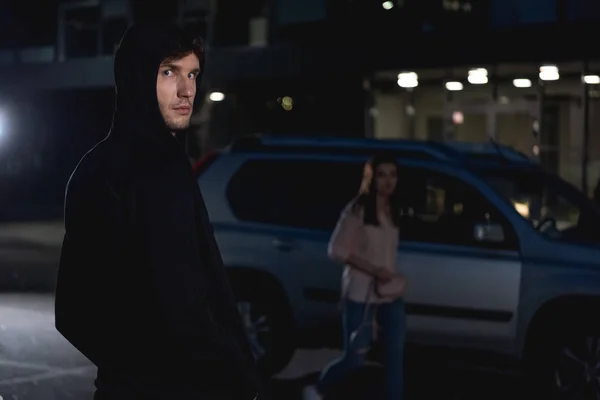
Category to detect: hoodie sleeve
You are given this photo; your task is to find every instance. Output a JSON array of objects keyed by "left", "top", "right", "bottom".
[
  {"left": 193, "top": 187, "right": 265, "bottom": 399},
  {"left": 57, "top": 172, "right": 133, "bottom": 368},
  {"left": 328, "top": 203, "right": 363, "bottom": 263}
]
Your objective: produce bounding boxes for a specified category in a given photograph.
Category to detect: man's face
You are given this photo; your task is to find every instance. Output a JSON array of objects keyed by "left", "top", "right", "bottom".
[{"left": 156, "top": 53, "right": 200, "bottom": 131}]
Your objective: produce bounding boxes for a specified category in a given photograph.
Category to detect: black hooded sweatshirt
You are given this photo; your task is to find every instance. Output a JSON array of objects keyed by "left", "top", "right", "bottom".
[{"left": 55, "top": 23, "right": 262, "bottom": 399}]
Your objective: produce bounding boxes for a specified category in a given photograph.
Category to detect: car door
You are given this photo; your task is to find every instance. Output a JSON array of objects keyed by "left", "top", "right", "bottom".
[
  {"left": 217, "top": 155, "right": 306, "bottom": 290},
  {"left": 264, "top": 156, "right": 366, "bottom": 329},
  {"left": 396, "top": 163, "right": 522, "bottom": 353}
]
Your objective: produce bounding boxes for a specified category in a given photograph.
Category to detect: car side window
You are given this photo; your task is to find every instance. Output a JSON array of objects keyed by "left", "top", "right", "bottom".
[
  {"left": 226, "top": 160, "right": 280, "bottom": 225},
  {"left": 226, "top": 158, "right": 364, "bottom": 231},
  {"left": 398, "top": 167, "right": 519, "bottom": 251}
]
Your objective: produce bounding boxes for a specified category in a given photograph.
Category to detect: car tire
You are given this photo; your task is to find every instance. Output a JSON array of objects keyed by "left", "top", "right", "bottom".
[
  {"left": 528, "top": 318, "right": 600, "bottom": 399},
  {"left": 232, "top": 276, "right": 296, "bottom": 376}
]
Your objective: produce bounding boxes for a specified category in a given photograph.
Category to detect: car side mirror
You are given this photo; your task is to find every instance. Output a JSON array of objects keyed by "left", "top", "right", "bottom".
[{"left": 474, "top": 222, "right": 505, "bottom": 243}]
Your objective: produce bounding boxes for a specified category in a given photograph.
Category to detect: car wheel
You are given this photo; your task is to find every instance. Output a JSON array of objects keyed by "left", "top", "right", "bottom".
[
  {"left": 530, "top": 321, "right": 600, "bottom": 399},
  {"left": 234, "top": 280, "right": 296, "bottom": 376},
  {"left": 551, "top": 331, "right": 600, "bottom": 399}
]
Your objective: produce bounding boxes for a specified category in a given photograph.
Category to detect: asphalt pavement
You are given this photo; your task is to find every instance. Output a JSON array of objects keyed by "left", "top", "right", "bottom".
[
  {"left": 0, "top": 222, "right": 530, "bottom": 399},
  {"left": 0, "top": 293, "right": 526, "bottom": 400}
]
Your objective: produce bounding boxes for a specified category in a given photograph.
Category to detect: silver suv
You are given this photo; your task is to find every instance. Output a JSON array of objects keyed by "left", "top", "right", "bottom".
[{"left": 196, "top": 135, "right": 600, "bottom": 398}]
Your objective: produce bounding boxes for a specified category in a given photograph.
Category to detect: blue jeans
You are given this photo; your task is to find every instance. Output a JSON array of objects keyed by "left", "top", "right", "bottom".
[{"left": 317, "top": 298, "right": 406, "bottom": 399}]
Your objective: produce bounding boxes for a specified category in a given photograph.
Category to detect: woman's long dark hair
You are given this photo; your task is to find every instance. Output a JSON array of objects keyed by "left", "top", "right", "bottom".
[{"left": 353, "top": 154, "right": 401, "bottom": 227}]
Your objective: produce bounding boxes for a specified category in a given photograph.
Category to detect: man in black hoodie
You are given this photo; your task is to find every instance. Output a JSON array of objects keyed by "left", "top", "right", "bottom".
[{"left": 55, "top": 23, "right": 262, "bottom": 399}]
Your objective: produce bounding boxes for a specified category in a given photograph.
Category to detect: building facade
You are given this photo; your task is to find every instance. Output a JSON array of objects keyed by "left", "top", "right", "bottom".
[{"left": 1, "top": 0, "right": 600, "bottom": 193}]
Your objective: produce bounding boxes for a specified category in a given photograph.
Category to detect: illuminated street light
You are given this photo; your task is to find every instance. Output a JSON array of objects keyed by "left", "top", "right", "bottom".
[
  {"left": 445, "top": 81, "right": 463, "bottom": 91},
  {"left": 209, "top": 92, "right": 225, "bottom": 102},
  {"left": 397, "top": 72, "right": 418, "bottom": 88},
  {"left": 513, "top": 78, "right": 532, "bottom": 88},
  {"left": 382, "top": 1, "right": 394, "bottom": 10},
  {"left": 583, "top": 74, "right": 600, "bottom": 84},
  {"left": 539, "top": 65, "right": 559, "bottom": 81},
  {"left": 467, "top": 68, "right": 488, "bottom": 84},
  {"left": 281, "top": 96, "right": 293, "bottom": 111}
]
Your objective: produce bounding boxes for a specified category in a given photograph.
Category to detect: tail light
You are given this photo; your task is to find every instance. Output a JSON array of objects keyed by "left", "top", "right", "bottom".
[{"left": 192, "top": 150, "right": 220, "bottom": 176}]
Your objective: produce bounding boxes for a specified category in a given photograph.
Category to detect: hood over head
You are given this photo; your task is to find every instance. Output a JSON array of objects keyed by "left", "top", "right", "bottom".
[{"left": 110, "top": 22, "right": 205, "bottom": 149}]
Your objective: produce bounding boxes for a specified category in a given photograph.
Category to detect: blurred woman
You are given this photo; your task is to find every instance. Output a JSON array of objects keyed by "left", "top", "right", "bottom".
[{"left": 304, "top": 154, "right": 407, "bottom": 400}]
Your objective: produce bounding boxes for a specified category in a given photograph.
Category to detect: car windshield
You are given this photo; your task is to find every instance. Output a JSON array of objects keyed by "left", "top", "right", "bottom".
[{"left": 475, "top": 166, "right": 600, "bottom": 245}]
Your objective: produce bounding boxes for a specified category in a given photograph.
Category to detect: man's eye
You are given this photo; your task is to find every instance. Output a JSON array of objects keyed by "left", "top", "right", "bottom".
[
  {"left": 162, "top": 70, "right": 173, "bottom": 77},
  {"left": 188, "top": 72, "right": 197, "bottom": 79}
]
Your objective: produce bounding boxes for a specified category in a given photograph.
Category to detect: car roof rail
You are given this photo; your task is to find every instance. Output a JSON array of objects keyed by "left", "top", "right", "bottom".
[
  {"left": 229, "top": 134, "right": 534, "bottom": 165},
  {"left": 230, "top": 134, "right": 457, "bottom": 161}
]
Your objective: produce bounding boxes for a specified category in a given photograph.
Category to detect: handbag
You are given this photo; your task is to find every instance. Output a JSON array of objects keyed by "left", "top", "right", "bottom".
[
  {"left": 374, "top": 273, "right": 406, "bottom": 299},
  {"left": 349, "top": 274, "right": 406, "bottom": 353}
]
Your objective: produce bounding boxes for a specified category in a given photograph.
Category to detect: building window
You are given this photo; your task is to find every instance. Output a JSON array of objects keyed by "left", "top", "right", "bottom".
[
  {"left": 427, "top": 116, "right": 444, "bottom": 141},
  {"left": 65, "top": 6, "right": 101, "bottom": 58},
  {"left": 442, "top": 0, "right": 473, "bottom": 12},
  {"left": 102, "top": 18, "right": 129, "bottom": 55},
  {"left": 182, "top": 9, "right": 209, "bottom": 39}
]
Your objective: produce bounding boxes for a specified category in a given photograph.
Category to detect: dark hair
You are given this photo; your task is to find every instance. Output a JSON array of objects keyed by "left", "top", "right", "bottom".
[
  {"left": 353, "top": 154, "right": 400, "bottom": 227},
  {"left": 162, "top": 36, "right": 204, "bottom": 65}
]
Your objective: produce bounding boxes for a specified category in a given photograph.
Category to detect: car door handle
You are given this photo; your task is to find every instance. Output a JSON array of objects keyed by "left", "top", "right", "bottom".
[{"left": 272, "top": 238, "right": 294, "bottom": 251}]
